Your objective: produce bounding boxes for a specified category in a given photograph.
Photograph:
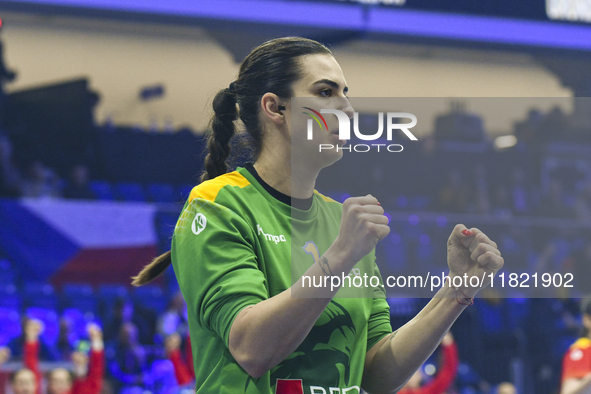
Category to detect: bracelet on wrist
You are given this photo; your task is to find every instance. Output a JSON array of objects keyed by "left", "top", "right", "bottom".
[{"left": 446, "top": 277, "right": 474, "bottom": 306}]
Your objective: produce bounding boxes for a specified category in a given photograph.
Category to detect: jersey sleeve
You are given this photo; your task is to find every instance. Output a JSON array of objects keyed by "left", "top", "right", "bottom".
[
  {"left": 367, "top": 261, "right": 392, "bottom": 350},
  {"left": 172, "top": 197, "right": 269, "bottom": 347}
]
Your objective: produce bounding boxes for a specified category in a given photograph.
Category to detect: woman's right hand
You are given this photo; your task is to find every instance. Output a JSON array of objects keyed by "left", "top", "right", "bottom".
[{"left": 331, "top": 194, "right": 390, "bottom": 269}]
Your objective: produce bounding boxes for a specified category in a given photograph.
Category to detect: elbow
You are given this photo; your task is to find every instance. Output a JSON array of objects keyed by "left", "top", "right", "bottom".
[{"left": 234, "top": 351, "right": 271, "bottom": 378}]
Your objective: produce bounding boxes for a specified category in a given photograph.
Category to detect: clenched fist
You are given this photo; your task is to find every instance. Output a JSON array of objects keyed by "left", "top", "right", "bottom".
[
  {"left": 447, "top": 224, "right": 504, "bottom": 298},
  {"left": 333, "top": 195, "right": 390, "bottom": 268}
]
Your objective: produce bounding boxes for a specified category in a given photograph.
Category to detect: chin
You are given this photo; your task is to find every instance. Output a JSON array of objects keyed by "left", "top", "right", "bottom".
[{"left": 319, "top": 147, "right": 343, "bottom": 169}]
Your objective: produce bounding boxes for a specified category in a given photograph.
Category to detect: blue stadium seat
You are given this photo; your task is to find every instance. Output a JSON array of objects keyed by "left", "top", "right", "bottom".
[
  {"left": 148, "top": 183, "right": 175, "bottom": 203},
  {"left": 89, "top": 180, "right": 115, "bottom": 200},
  {"left": 132, "top": 285, "right": 168, "bottom": 314},
  {"left": 0, "top": 283, "right": 20, "bottom": 309},
  {"left": 98, "top": 284, "right": 128, "bottom": 299},
  {"left": 116, "top": 182, "right": 147, "bottom": 201},
  {"left": 26, "top": 307, "right": 59, "bottom": 346},
  {"left": 61, "top": 283, "right": 96, "bottom": 313},
  {"left": 23, "top": 283, "right": 57, "bottom": 309},
  {"left": 0, "top": 307, "right": 21, "bottom": 345}
]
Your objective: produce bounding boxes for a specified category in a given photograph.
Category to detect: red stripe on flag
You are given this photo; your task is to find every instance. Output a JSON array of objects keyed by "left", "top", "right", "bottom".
[{"left": 50, "top": 246, "right": 159, "bottom": 287}]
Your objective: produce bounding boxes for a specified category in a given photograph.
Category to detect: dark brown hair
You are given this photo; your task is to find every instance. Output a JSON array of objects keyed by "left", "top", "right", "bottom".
[{"left": 132, "top": 37, "right": 332, "bottom": 286}]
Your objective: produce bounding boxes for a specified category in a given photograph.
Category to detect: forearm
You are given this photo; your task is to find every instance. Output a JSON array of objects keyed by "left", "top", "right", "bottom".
[
  {"left": 229, "top": 245, "right": 355, "bottom": 378},
  {"left": 362, "top": 281, "right": 467, "bottom": 394},
  {"left": 562, "top": 376, "right": 591, "bottom": 394}
]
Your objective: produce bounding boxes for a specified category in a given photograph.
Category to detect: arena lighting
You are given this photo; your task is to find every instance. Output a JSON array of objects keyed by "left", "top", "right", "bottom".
[
  {"left": 5, "top": 0, "right": 591, "bottom": 51},
  {"left": 494, "top": 135, "right": 518, "bottom": 149}
]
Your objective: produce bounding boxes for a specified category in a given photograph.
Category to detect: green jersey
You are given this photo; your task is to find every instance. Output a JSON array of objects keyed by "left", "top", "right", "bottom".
[{"left": 171, "top": 165, "right": 392, "bottom": 394}]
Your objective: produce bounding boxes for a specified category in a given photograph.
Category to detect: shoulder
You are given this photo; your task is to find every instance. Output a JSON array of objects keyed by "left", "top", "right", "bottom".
[
  {"left": 314, "top": 190, "right": 341, "bottom": 205},
  {"left": 188, "top": 171, "right": 251, "bottom": 204},
  {"left": 569, "top": 337, "right": 591, "bottom": 350}
]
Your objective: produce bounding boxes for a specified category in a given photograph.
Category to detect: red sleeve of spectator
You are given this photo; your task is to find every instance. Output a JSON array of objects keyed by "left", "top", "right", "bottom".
[
  {"left": 23, "top": 340, "right": 42, "bottom": 394},
  {"left": 418, "top": 341, "right": 459, "bottom": 394},
  {"left": 169, "top": 349, "right": 194, "bottom": 385},
  {"left": 71, "top": 349, "right": 104, "bottom": 394}
]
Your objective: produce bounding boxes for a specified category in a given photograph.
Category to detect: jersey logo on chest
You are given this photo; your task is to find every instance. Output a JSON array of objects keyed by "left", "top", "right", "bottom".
[{"left": 257, "top": 223, "right": 287, "bottom": 244}]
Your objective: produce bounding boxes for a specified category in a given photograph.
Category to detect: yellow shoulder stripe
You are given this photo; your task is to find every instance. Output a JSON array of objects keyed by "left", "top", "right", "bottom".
[
  {"left": 188, "top": 171, "right": 251, "bottom": 203},
  {"left": 572, "top": 338, "right": 591, "bottom": 349},
  {"left": 314, "top": 190, "right": 338, "bottom": 203}
]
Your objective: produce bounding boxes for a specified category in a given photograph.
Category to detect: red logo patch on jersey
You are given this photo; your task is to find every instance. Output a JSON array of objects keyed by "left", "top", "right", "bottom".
[{"left": 276, "top": 379, "right": 304, "bottom": 394}]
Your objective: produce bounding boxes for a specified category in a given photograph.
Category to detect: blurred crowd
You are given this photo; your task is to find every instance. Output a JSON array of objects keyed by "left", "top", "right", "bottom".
[
  {"left": 0, "top": 134, "right": 93, "bottom": 200},
  {"left": 435, "top": 165, "right": 591, "bottom": 221},
  {"left": 0, "top": 290, "right": 195, "bottom": 394}
]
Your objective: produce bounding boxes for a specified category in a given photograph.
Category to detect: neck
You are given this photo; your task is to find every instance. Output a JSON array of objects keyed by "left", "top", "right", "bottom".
[{"left": 254, "top": 149, "right": 319, "bottom": 199}]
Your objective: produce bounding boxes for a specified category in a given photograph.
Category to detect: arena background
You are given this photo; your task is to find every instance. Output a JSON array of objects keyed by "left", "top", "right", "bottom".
[{"left": 0, "top": 1, "right": 590, "bottom": 393}]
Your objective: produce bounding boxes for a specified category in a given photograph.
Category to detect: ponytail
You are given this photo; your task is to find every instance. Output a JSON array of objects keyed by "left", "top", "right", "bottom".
[
  {"left": 201, "top": 87, "right": 238, "bottom": 183},
  {"left": 133, "top": 88, "right": 236, "bottom": 286},
  {"left": 131, "top": 250, "right": 171, "bottom": 286}
]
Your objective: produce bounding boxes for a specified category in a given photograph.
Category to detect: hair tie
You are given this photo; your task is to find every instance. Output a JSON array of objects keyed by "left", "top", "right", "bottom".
[{"left": 227, "top": 82, "right": 236, "bottom": 95}]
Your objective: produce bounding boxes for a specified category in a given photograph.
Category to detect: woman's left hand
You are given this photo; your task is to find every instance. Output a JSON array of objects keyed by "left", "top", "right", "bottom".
[{"left": 447, "top": 224, "right": 504, "bottom": 298}]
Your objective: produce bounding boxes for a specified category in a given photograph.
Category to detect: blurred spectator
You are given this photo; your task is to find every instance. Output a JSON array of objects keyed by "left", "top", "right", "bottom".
[
  {"left": 560, "top": 297, "right": 591, "bottom": 394},
  {"left": 509, "top": 167, "right": 533, "bottom": 216},
  {"left": 536, "top": 179, "right": 575, "bottom": 219},
  {"left": 103, "top": 297, "right": 154, "bottom": 345},
  {"left": 157, "top": 291, "right": 188, "bottom": 338},
  {"left": 108, "top": 322, "right": 149, "bottom": 391},
  {"left": 56, "top": 318, "right": 74, "bottom": 361},
  {"left": 8, "top": 317, "right": 58, "bottom": 362},
  {"left": 491, "top": 184, "right": 513, "bottom": 218},
  {"left": 574, "top": 180, "right": 591, "bottom": 222},
  {"left": 539, "top": 106, "right": 569, "bottom": 143},
  {"left": 469, "top": 189, "right": 491, "bottom": 215},
  {"left": 23, "top": 320, "right": 104, "bottom": 394},
  {"left": 472, "top": 164, "right": 489, "bottom": 195},
  {"left": 437, "top": 169, "right": 471, "bottom": 213},
  {"left": 164, "top": 333, "right": 194, "bottom": 387},
  {"left": 0, "top": 346, "right": 10, "bottom": 365},
  {"left": 398, "top": 332, "right": 459, "bottom": 394},
  {"left": 0, "top": 134, "right": 23, "bottom": 197},
  {"left": 46, "top": 368, "right": 72, "bottom": 394},
  {"left": 69, "top": 324, "right": 105, "bottom": 394},
  {"left": 514, "top": 109, "right": 543, "bottom": 145},
  {"left": 9, "top": 368, "right": 38, "bottom": 394},
  {"left": 21, "top": 160, "right": 61, "bottom": 198},
  {"left": 0, "top": 40, "right": 16, "bottom": 88},
  {"left": 569, "top": 242, "right": 591, "bottom": 292},
  {"left": 497, "top": 382, "right": 517, "bottom": 394},
  {"left": 62, "top": 164, "right": 95, "bottom": 200}
]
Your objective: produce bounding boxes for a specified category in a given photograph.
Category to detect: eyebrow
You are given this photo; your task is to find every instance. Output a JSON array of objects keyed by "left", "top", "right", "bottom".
[{"left": 312, "top": 79, "right": 349, "bottom": 93}]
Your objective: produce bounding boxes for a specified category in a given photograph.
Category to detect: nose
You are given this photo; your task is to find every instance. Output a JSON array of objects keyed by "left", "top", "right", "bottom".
[{"left": 335, "top": 96, "right": 354, "bottom": 119}]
